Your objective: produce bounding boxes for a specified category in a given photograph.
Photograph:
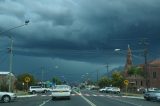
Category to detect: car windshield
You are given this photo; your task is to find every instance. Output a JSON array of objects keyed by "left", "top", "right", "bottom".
[{"left": 55, "top": 85, "right": 69, "bottom": 89}]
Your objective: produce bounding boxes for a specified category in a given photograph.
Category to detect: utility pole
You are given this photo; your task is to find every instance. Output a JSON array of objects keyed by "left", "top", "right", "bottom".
[
  {"left": 8, "top": 38, "right": 13, "bottom": 92},
  {"left": 41, "top": 66, "right": 45, "bottom": 86},
  {"left": 96, "top": 69, "right": 99, "bottom": 83},
  {"left": 105, "top": 64, "right": 109, "bottom": 77},
  {"left": 139, "top": 38, "right": 149, "bottom": 91}
]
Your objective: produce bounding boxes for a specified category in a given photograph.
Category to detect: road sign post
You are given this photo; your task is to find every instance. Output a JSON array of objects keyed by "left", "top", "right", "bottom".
[
  {"left": 124, "top": 80, "right": 129, "bottom": 95},
  {"left": 24, "top": 77, "right": 30, "bottom": 91}
]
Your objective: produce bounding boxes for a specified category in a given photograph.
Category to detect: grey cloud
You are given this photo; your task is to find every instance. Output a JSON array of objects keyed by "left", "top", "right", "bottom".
[{"left": 0, "top": 0, "right": 160, "bottom": 63}]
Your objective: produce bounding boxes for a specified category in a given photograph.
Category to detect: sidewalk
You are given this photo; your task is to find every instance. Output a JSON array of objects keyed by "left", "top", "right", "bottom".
[
  {"left": 14, "top": 91, "right": 37, "bottom": 98},
  {"left": 120, "top": 92, "right": 144, "bottom": 99}
]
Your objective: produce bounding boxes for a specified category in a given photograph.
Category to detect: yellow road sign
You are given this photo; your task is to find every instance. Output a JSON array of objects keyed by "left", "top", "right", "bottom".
[
  {"left": 25, "top": 77, "right": 30, "bottom": 83},
  {"left": 124, "top": 80, "right": 129, "bottom": 85}
]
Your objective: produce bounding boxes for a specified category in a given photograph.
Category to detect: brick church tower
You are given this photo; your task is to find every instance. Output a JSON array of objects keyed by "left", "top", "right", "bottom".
[{"left": 124, "top": 45, "right": 133, "bottom": 77}]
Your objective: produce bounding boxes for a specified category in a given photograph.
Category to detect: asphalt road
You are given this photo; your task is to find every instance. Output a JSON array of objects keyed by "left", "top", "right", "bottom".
[{"left": 0, "top": 90, "right": 160, "bottom": 106}]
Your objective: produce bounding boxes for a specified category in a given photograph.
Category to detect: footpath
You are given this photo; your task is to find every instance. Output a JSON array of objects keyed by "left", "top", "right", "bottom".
[{"left": 119, "top": 92, "right": 144, "bottom": 99}]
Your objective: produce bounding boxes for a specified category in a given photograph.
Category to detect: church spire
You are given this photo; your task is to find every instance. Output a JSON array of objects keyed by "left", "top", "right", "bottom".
[{"left": 124, "top": 44, "right": 133, "bottom": 76}]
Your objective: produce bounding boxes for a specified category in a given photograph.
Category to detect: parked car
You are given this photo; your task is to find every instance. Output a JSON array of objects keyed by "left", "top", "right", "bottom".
[
  {"left": 143, "top": 90, "right": 160, "bottom": 101},
  {"left": 106, "top": 87, "right": 120, "bottom": 93},
  {"left": 51, "top": 85, "right": 71, "bottom": 100},
  {"left": 144, "top": 90, "right": 160, "bottom": 101},
  {"left": 99, "top": 87, "right": 109, "bottom": 93},
  {"left": 156, "top": 92, "right": 160, "bottom": 101},
  {"left": 28, "top": 86, "right": 48, "bottom": 94},
  {"left": 0, "top": 92, "right": 16, "bottom": 103},
  {"left": 152, "top": 90, "right": 160, "bottom": 101}
]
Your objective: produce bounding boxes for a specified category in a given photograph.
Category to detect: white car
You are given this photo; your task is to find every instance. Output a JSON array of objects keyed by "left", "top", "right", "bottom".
[
  {"left": 106, "top": 87, "right": 120, "bottom": 93},
  {"left": 99, "top": 87, "right": 109, "bottom": 92},
  {"left": 28, "top": 86, "right": 48, "bottom": 94},
  {"left": 51, "top": 85, "right": 71, "bottom": 100},
  {"left": 0, "top": 92, "right": 17, "bottom": 103}
]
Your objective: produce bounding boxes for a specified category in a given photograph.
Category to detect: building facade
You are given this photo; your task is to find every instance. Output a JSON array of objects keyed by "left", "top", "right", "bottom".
[
  {"left": 0, "top": 72, "right": 16, "bottom": 91},
  {"left": 147, "top": 60, "right": 160, "bottom": 88},
  {"left": 124, "top": 46, "right": 160, "bottom": 90}
]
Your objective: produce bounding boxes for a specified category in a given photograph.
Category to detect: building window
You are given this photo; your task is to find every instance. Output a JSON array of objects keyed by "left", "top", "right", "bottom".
[
  {"left": 141, "top": 81, "right": 143, "bottom": 86},
  {"left": 136, "top": 81, "right": 137, "bottom": 85},
  {"left": 153, "top": 72, "right": 156, "bottom": 79},
  {"left": 135, "top": 74, "right": 136, "bottom": 77}
]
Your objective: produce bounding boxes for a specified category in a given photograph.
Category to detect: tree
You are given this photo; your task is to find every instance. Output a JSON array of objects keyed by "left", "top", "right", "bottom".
[
  {"left": 0, "top": 77, "right": 8, "bottom": 91},
  {"left": 15, "top": 73, "right": 36, "bottom": 90},
  {"left": 111, "top": 71, "right": 124, "bottom": 88},
  {"left": 52, "top": 77, "right": 62, "bottom": 85},
  {"left": 98, "top": 77, "right": 111, "bottom": 88},
  {"left": 128, "top": 66, "right": 144, "bottom": 76}
]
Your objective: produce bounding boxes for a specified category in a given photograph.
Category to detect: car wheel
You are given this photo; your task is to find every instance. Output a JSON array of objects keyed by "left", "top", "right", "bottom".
[
  {"left": 52, "top": 97, "right": 55, "bottom": 100},
  {"left": 32, "top": 91, "right": 36, "bottom": 94},
  {"left": 44, "top": 90, "right": 47, "bottom": 93},
  {"left": 67, "top": 96, "right": 71, "bottom": 100},
  {"left": 145, "top": 98, "right": 150, "bottom": 101},
  {"left": 117, "top": 91, "right": 120, "bottom": 94},
  {"left": 2, "top": 95, "right": 11, "bottom": 103}
]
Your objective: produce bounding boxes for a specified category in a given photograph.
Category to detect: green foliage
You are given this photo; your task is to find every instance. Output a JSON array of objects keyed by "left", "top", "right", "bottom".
[
  {"left": 111, "top": 71, "right": 124, "bottom": 88},
  {"left": 128, "top": 66, "right": 144, "bottom": 76},
  {"left": 52, "top": 77, "right": 62, "bottom": 85},
  {"left": 15, "top": 73, "right": 36, "bottom": 90},
  {"left": 98, "top": 77, "right": 111, "bottom": 88},
  {"left": 0, "top": 78, "right": 8, "bottom": 91}
]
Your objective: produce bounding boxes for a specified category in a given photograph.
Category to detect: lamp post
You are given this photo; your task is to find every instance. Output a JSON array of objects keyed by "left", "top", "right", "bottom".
[
  {"left": 0, "top": 20, "right": 29, "bottom": 92},
  {"left": 0, "top": 20, "right": 29, "bottom": 34}
]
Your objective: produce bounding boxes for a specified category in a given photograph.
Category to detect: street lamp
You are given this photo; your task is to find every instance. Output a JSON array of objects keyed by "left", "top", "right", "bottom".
[
  {"left": 0, "top": 20, "right": 30, "bottom": 92},
  {"left": 114, "top": 49, "right": 121, "bottom": 52},
  {"left": 0, "top": 20, "right": 29, "bottom": 34}
]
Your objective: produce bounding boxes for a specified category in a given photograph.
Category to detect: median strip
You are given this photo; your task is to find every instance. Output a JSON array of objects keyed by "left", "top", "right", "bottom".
[{"left": 17, "top": 94, "right": 37, "bottom": 98}]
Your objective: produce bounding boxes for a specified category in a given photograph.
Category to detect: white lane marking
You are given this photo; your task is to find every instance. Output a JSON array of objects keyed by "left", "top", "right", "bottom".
[
  {"left": 74, "top": 91, "right": 96, "bottom": 106},
  {"left": 106, "top": 96, "right": 142, "bottom": 106},
  {"left": 18, "top": 94, "right": 37, "bottom": 98},
  {"left": 114, "top": 99, "right": 142, "bottom": 106},
  {"left": 93, "top": 94, "right": 97, "bottom": 97},
  {"left": 84, "top": 94, "right": 90, "bottom": 96},
  {"left": 71, "top": 94, "right": 76, "bottom": 96},
  {"left": 78, "top": 93, "right": 82, "bottom": 96},
  {"left": 39, "top": 99, "right": 51, "bottom": 106},
  {"left": 80, "top": 94, "right": 96, "bottom": 106}
]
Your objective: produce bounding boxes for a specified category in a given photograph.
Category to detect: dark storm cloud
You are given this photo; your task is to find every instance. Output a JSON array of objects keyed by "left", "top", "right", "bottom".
[{"left": 0, "top": 0, "right": 160, "bottom": 63}]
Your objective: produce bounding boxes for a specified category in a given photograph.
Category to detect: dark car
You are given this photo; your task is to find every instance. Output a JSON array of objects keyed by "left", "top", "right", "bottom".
[
  {"left": 144, "top": 91, "right": 155, "bottom": 101},
  {"left": 149, "top": 90, "right": 160, "bottom": 101}
]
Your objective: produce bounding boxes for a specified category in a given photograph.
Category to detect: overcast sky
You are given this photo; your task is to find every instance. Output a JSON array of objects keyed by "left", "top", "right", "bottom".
[{"left": 0, "top": 0, "right": 160, "bottom": 82}]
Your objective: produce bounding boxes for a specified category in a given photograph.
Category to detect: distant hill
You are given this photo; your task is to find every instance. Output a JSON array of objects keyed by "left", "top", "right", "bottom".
[{"left": 102, "top": 66, "right": 124, "bottom": 77}]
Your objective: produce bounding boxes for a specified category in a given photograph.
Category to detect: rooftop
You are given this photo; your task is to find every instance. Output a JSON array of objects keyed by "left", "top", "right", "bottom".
[{"left": 0, "top": 71, "right": 15, "bottom": 76}]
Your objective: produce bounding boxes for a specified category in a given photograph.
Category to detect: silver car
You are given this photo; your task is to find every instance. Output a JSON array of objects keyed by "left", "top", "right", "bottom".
[
  {"left": 144, "top": 90, "right": 160, "bottom": 101},
  {"left": 0, "top": 92, "right": 17, "bottom": 103},
  {"left": 51, "top": 85, "right": 71, "bottom": 100},
  {"left": 150, "top": 90, "right": 160, "bottom": 101}
]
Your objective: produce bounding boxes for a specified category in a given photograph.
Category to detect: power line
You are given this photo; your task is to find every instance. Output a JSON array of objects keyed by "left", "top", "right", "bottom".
[{"left": 139, "top": 38, "right": 149, "bottom": 91}]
